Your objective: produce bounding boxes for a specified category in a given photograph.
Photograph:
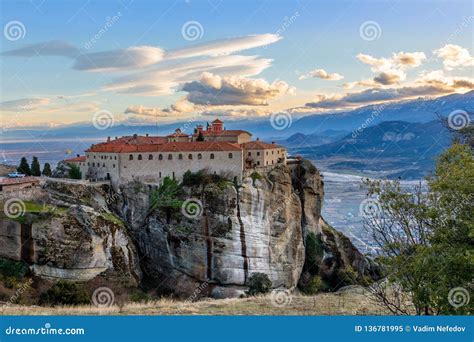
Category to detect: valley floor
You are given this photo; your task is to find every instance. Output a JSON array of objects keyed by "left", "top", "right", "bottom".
[{"left": 0, "top": 291, "right": 391, "bottom": 316}]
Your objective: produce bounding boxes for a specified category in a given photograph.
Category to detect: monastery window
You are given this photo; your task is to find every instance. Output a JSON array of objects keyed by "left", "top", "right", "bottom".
[
  {"left": 228, "top": 153, "right": 233, "bottom": 159},
  {"left": 159, "top": 172, "right": 162, "bottom": 177},
  {"left": 257, "top": 161, "right": 260, "bottom": 166},
  {"left": 113, "top": 164, "right": 116, "bottom": 168},
  {"left": 210, "top": 153, "right": 214, "bottom": 159},
  {"left": 248, "top": 152, "right": 251, "bottom": 156},
  {"left": 94, "top": 156, "right": 96, "bottom": 159},
  {"left": 257, "top": 152, "right": 260, "bottom": 156},
  {"left": 138, "top": 154, "right": 142, "bottom": 160},
  {"left": 92, "top": 163, "right": 95, "bottom": 167},
  {"left": 197, "top": 153, "right": 202, "bottom": 160},
  {"left": 129, "top": 155, "right": 133, "bottom": 160},
  {"left": 87, "top": 162, "right": 90, "bottom": 166},
  {"left": 178, "top": 154, "right": 183, "bottom": 160},
  {"left": 159, "top": 154, "right": 163, "bottom": 160},
  {"left": 272, "top": 151, "right": 274, "bottom": 155},
  {"left": 168, "top": 154, "right": 173, "bottom": 160},
  {"left": 266, "top": 151, "right": 269, "bottom": 156},
  {"left": 188, "top": 154, "right": 193, "bottom": 160},
  {"left": 103, "top": 163, "right": 105, "bottom": 167},
  {"left": 115, "top": 156, "right": 117, "bottom": 160},
  {"left": 148, "top": 154, "right": 153, "bottom": 160}
]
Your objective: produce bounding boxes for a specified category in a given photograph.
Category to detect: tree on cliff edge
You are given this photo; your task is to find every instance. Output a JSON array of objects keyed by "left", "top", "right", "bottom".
[
  {"left": 30, "top": 156, "right": 41, "bottom": 176},
  {"left": 42, "top": 163, "right": 52, "bottom": 177},
  {"left": 17, "top": 157, "right": 31, "bottom": 175},
  {"left": 363, "top": 143, "right": 473, "bottom": 315}
]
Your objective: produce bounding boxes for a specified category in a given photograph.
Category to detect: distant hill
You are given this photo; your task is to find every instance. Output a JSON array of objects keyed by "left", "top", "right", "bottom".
[
  {"left": 289, "top": 120, "right": 453, "bottom": 179},
  {"left": 1, "top": 91, "right": 472, "bottom": 141},
  {"left": 283, "top": 130, "right": 348, "bottom": 147}
]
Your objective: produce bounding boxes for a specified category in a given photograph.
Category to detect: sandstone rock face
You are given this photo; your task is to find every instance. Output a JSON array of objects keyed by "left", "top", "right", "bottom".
[
  {"left": 0, "top": 159, "right": 378, "bottom": 298},
  {"left": 0, "top": 205, "right": 141, "bottom": 285}
]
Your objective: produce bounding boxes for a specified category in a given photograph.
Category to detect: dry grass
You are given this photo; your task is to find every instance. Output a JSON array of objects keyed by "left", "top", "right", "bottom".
[{"left": 0, "top": 291, "right": 391, "bottom": 316}]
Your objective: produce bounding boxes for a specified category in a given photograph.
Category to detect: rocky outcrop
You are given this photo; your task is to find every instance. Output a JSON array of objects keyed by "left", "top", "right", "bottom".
[
  {"left": 0, "top": 159, "right": 378, "bottom": 298},
  {"left": 0, "top": 204, "right": 141, "bottom": 285}
]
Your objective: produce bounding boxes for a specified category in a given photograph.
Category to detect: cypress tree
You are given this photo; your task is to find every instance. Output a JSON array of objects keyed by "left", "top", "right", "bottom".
[
  {"left": 42, "top": 163, "right": 52, "bottom": 177},
  {"left": 17, "top": 157, "right": 31, "bottom": 175},
  {"left": 31, "top": 156, "right": 41, "bottom": 176}
]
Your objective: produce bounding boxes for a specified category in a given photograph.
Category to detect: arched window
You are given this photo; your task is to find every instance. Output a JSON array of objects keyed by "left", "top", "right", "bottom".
[
  {"left": 129, "top": 154, "right": 133, "bottom": 160},
  {"left": 197, "top": 153, "right": 202, "bottom": 160},
  {"left": 168, "top": 154, "right": 173, "bottom": 160},
  {"left": 188, "top": 154, "right": 193, "bottom": 160},
  {"left": 148, "top": 154, "right": 153, "bottom": 160},
  {"left": 178, "top": 154, "right": 183, "bottom": 160},
  {"left": 158, "top": 154, "right": 163, "bottom": 160},
  {"left": 92, "top": 162, "right": 95, "bottom": 167},
  {"left": 210, "top": 153, "right": 215, "bottom": 159},
  {"left": 103, "top": 163, "right": 105, "bottom": 167},
  {"left": 228, "top": 153, "right": 233, "bottom": 159},
  {"left": 138, "top": 154, "right": 142, "bottom": 160}
]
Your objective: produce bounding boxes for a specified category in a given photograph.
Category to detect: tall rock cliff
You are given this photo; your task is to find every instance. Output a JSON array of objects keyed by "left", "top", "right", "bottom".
[{"left": 0, "top": 160, "right": 379, "bottom": 298}]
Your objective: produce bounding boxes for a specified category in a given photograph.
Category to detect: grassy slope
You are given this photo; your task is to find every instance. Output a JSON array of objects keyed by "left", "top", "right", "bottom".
[{"left": 0, "top": 292, "right": 391, "bottom": 316}]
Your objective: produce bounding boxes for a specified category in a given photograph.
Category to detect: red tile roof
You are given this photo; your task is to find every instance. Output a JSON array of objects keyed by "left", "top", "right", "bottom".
[
  {"left": 167, "top": 133, "right": 189, "bottom": 137},
  {"left": 212, "top": 118, "right": 224, "bottom": 124},
  {"left": 0, "top": 176, "right": 40, "bottom": 186},
  {"left": 87, "top": 141, "right": 242, "bottom": 153},
  {"left": 241, "top": 141, "right": 283, "bottom": 150},
  {"left": 64, "top": 156, "right": 86, "bottom": 163}
]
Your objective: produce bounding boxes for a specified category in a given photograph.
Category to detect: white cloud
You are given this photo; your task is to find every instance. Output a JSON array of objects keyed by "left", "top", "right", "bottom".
[
  {"left": 434, "top": 44, "right": 474, "bottom": 70},
  {"left": 0, "top": 98, "right": 50, "bottom": 111},
  {"left": 299, "top": 69, "right": 344, "bottom": 81},
  {"left": 73, "top": 46, "right": 165, "bottom": 72},
  {"left": 182, "top": 72, "right": 294, "bottom": 106},
  {"left": 166, "top": 34, "right": 282, "bottom": 59}
]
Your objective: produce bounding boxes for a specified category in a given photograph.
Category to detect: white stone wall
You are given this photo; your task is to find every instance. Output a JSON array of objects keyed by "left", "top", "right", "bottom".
[
  {"left": 117, "top": 150, "right": 243, "bottom": 183},
  {"left": 85, "top": 152, "right": 120, "bottom": 182}
]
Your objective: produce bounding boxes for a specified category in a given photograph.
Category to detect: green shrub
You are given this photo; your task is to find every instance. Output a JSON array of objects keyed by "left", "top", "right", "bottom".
[
  {"left": 246, "top": 273, "right": 272, "bottom": 296},
  {"left": 0, "top": 257, "right": 29, "bottom": 279},
  {"left": 129, "top": 291, "right": 151, "bottom": 303},
  {"left": 250, "top": 171, "right": 263, "bottom": 186},
  {"left": 39, "top": 281, "right": 90, "bottom": 306},
  {"left": 68, "top": 164, "right": 82, "bottom": 179},
  {"left": 303, "top": 276, "right": 323, "bottom": 294},
  {"left": 305, "top": 232, "right": 324, "bottom": 274}
]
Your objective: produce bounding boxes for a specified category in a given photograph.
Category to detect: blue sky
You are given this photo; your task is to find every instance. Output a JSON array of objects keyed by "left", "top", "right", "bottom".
[{"left": 0, "top": 0, "right": 473, "bottom": 128}]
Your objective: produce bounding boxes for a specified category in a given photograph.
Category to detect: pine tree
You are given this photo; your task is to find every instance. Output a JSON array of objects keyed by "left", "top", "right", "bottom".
[
  {"left": 31, "top": 156, "right": 41, "bottom": 176},
  {"left": 196, "top": 131, "right": 205, "bottom": 141},
  {"left": 42, "top": 163, "right": 52, "bottom": 177},
  {"left": 68, "top": 164, "right": 82, "bottom": 179},
  {"left": 17, "top": 157, "right": 31, "bottom": 175}
]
